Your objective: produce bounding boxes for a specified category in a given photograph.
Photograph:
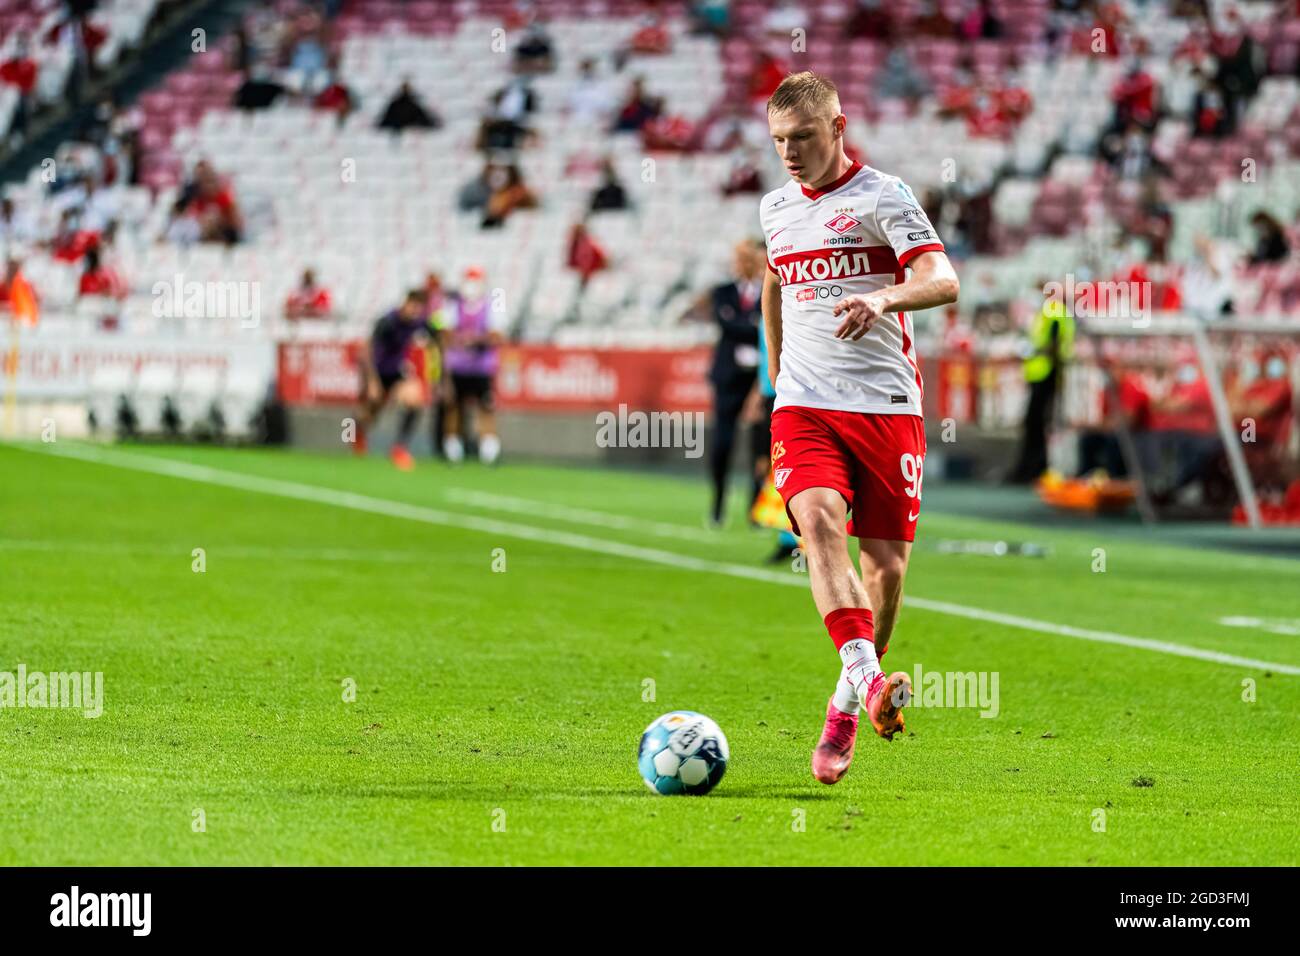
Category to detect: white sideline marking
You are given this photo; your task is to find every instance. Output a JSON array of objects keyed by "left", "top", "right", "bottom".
[
  {"left": 20, "top": 442, "right": 1300, "bottom": 676},
  {"left": 443, "top": 487, "right": 721, "bottom": 543}
]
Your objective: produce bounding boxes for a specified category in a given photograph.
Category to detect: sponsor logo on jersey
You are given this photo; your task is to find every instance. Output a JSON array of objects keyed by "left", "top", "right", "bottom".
[
  {"left": 827, "top": 235, "right": 864, "bottom": 245},
  {"left": 899, "top": 207, "right": 922, "bottom": 221},
  {"left": 771, "top": 441, "right": 786, "bottom": 462},
  {"left": 906, "top": 230, "right": 934, "bottom": 242},
  {"left": 891, "top": 394, "right": 909, "bottom": 404},
  {"left": 774, "top": 467, "right": 792, "bottom": 489},
  {"left": 773, "top": 247, "right": 900, "bottom": 285},
  {"left": 824, "top": 213, "right": 860, "bottom": 235},
  {"left": 796, "top": 284, "right": 845, "bottom": 301}
]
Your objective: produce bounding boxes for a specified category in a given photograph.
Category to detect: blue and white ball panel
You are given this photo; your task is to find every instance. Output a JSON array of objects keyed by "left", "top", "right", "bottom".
[{"left": 637, "top": 711, "right": 728, "bottom": 795}]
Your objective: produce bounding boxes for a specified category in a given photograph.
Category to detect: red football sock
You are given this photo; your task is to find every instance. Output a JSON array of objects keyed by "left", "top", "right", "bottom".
[{"left": 823, "top": 607, "right": 874, "bottom": 650}]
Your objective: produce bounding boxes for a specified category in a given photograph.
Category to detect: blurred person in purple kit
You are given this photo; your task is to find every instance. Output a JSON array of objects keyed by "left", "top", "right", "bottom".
[{"left": 442, "top": 266, "right": 506, "bottom": 464}]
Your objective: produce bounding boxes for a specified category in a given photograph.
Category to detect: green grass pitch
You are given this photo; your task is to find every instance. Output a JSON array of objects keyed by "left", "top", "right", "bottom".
[{"left": 1, "top": 440, "right": 1297, "bottom": 866}]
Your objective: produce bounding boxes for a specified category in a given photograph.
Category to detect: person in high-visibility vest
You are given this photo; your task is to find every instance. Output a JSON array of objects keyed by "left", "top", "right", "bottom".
[{"left": 1009, "top": 293, "right": 1075, "bottom": 482}]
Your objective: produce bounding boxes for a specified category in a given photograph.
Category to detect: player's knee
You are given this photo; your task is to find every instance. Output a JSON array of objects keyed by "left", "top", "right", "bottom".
[{"left": 796, "top": 502, "right": 846, "bottom": 549}]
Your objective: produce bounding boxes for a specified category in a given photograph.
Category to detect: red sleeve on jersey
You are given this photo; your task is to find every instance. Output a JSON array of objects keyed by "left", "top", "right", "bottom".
[{"left": 898, "top": 243, "right": 945, "bottom": 269}]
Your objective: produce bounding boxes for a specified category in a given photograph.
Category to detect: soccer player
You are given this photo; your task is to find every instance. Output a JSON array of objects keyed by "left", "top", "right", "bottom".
[
  {"left": 355, "top": 289, "right": 430, "bottom": 470},
  {"left": 760, "top": 72, "right": 960, "bottom": 784}
]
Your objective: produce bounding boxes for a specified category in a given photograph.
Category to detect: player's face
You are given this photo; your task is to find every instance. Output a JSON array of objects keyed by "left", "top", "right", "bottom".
[{"left": 768, "top": 107, "right": 844, "bottom": 187}]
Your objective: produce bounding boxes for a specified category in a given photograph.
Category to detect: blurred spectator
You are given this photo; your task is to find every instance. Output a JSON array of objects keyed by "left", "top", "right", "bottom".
[
  {"left": 704, "top": 240, "right": 765, "bottom": 525},
  {"left": 0, "top": 33, "right": 38, "bottom": 141},
  {"left": 312, "top": 64, "right": 353, "bottom": 121},
  {"left": 513, "top": 22, "right": 555, "bottom": 74},
  {"left": 914, "top": 0, "right": 957, "bottom": 38},
  {"left": 1231, "top": 350, "right": 1293, "bottom": 448},
  {"left": 1132, "top": 177, "right": 1173, "bottom": 261},
  {"left": 285, "top": 9, "right": 330, "bottom": 89},
  {"left": 234, "top": 68, "right": 286, "bottom": 111},
  {"left": 590, "top": 159, "right": 630, "bottom": 212},
  {"left": 495, "top": 76, "right": 537, "bottom": 124},
  {"left": 1212, "top": 7, "right": 1262, "bottom": 126},
  {"left": 1190, "top": 71, "right": 1228, "bottom": 138},
  {"left": 1146, "top": 358, "right": 1220, "bottom": 502},
  {"left": 689, "top": 0, "right": 731, "bottom": 36},
  {"left": 481, "top": 165, "right": 537, "bottom": 228},
  {"left": 179, "top": 160, "right": 244, "bottom": 245},
  {"left": 80, "top": 97, "right": 142, "bottom": 186},
  {"left": 1101, "top": 121, "right": 1165, "bottom": 180},
  {"left": 1182, "top": 234, "right": 1235, "bottom": 319},
  {"left": 77, "top": 246, "right": 127, "bottom": 301},
  {"left": 1111, "top": 61, "right": 1158, "bottom": 129},
  {"left": 1077, "top": 362, "right": 1151, "bottom": 477},
  {"left": 626, "top": 14, "right": 672, "bottom": 55},
  {"left": 748, "top": 50, "right": 789, "bottom": 103},
  {"left": 878, "top": 47, "right": 931, "bottom": 104},
  {"left": 284, "top": 269, "right": 334, "bottom": 319},
  {"left": 165, "top": 197, "right": 201, "bottom": 246},
  {"left": 567, "top": 220, "right": 609, "bottom": 284},
  {"left": 846, "top": 0, "right": 893, "bottom": 40},
  {"left": 959, "top": 0, "right": 1003, "bottom": 40},
  {"left": 612, "top": 77, "right": 662, "bottom": 132},
  {"left": 1247, "top": 211, "right": 1290, "bottom": 266},
  {"left": 458, "top": 163, "right": 494, "bottom": 213},
  {"left": 477, "top": 85, "right": 534, "bottom": 152},
  {"left": 49, "top": 210, "right": 99, "bottom": 263},
  {"left": 1009, "top": 290, "right": 1074, "bottom": 483},
  {"left": 378, "top": 82, "right": 441, "bottom": 131},
  {"left": 566, "top": 59, "right": 614, "bottom": 125},
  {"left": 78, "top": 179, "right": 119, "bottom": 233}
]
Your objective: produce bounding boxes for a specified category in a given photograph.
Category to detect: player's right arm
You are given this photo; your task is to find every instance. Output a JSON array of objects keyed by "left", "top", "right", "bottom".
[{"left": 761, "top": 265, "right": 782, "bottom": 387}]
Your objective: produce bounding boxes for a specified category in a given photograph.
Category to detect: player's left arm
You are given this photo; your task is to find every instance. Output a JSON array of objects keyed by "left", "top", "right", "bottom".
[{"left": 832, "top": 250, "right": 960, "bottom": 341}]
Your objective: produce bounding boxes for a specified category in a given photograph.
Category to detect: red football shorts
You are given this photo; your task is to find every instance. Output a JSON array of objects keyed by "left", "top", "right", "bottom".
[{"left": 770, "top": 405, "right": 926, "bottom": 542}]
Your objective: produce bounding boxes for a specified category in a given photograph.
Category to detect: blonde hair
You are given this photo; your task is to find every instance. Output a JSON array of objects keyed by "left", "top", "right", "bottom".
[{"left": 766, "top": 71, "right": 841, "bottom": 121}]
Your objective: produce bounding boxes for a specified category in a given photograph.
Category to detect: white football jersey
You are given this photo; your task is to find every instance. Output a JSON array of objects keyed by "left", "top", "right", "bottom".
[{"left": 760, "top": 160, "right": 944, "bottom": 416}]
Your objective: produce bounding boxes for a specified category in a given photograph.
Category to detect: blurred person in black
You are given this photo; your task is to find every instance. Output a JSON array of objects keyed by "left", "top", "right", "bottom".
[
  {"left": 355, "top": 289, "right": 430, "bottom": 471},
  {"left": 378, "top": 81, "right": 441, "bottom": 131},
  {"left": 705, "top": 239, "right": 765, "bottom": 526}
]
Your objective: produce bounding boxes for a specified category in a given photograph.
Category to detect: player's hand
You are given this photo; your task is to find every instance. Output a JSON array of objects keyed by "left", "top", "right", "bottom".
[{"left": 832, "top": 294, "right": 886, "bottom": 341}]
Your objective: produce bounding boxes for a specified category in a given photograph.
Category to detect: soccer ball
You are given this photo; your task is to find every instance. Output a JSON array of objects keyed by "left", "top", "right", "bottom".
[{"left": 638, "top": 711, "right": 729, "bottom": 795}]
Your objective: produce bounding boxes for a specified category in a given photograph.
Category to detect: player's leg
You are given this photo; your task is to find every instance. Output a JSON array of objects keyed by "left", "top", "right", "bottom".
[
  {"left": 856, "top": 537, "right": 913, "bottom": 740},
  {"left": 443, "top": 375, "right": 464, "bottom": 462},
  {"left": 786, "top": 487, "right": 875, "bottom": 783},
  {"left": 707, "top": 384, "right": 746, "bottom": 526},
  {"left": 475, "top": 376, "right": 501, "bottom": 464},
  {"left": 389, "top": 376, "right": 423, "bottom": 470},
  {"left": 843, "top": 413, "right": 926, "bottom": 740},
  {"left": 355, "top": 374, "right": 394, "bottom": 455},
  {"left": 771, "top": 406, "right": 880, "bottom": 783},
  {"left": 857, "top": 537, "right": 911, "bottom": 659}
]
